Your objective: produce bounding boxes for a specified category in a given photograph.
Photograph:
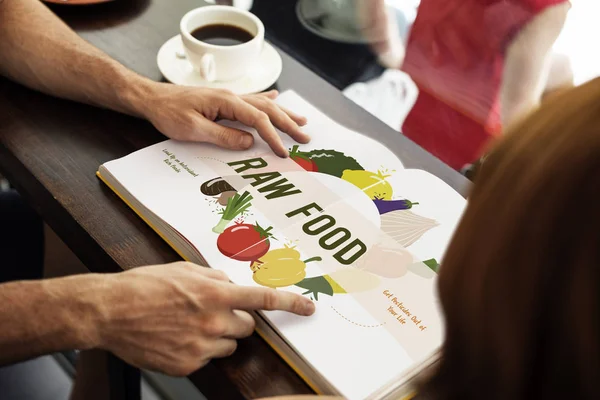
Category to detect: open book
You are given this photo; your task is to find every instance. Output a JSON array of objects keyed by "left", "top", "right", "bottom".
[{"left": 97, "top": 90, "right": 467, "bottom": 400}]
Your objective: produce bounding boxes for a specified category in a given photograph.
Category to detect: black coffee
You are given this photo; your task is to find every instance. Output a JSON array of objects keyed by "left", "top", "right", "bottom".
[{"left": 190, "top": 24, "right": 254, "bottom": 46}]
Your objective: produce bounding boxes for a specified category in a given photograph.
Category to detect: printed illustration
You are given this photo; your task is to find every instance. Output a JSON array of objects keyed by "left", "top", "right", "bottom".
[
  {"left": 250, "top": 245, "right": 322, "bottom": 288},
  {"left": 342, "top": 169, "right": 394, "bottom": 200},
  {"left": 217, "top": 222, "right": 273, "bottom": 261},
  {"left": 297, "top": 146, "right": 364, "bottom": 177},
  {"left": 380, "top": 210, "right": 440, "bottom": 247},
  {"left": 200, "top": 146, "right": 421, "bottom": 219},
  {"left": 373, "top": 198, "right": 419, "bottom": 214},
  {"left": 200, "top": 177, "right": 237, "bottom": 206},
  {"left": 199, "top": 145, "right": 442, "bottom": 302},
  {"left": 289, "top": 145, "right": 319, "bottom": 172},
  {"left": 212, "top": 191, "right": 253, "bottom": 233},
  {"left": 295, "top": 258, "right": 440, "bottom": 300}
]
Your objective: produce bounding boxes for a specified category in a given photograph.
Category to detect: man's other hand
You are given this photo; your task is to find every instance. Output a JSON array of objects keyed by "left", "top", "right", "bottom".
[
  {"left": 95, "top": 262, "right": 315, "bottom": 376},
  {"left": 133, "top": 86, "right": 309, "bottom": 158}
]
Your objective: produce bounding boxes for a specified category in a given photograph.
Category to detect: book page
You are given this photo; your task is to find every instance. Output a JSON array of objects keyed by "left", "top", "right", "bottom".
[{"left": 100, "top": 90, "right": 466, "bottom": 400}]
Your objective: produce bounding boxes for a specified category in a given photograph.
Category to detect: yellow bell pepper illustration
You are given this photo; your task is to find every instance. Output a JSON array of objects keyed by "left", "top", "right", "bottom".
[
  {"left": 250, "top": 245, "right": 322, "bottom": 288},
  {"left": 341, "top": 169, "right": 393, "bottom": 200}
]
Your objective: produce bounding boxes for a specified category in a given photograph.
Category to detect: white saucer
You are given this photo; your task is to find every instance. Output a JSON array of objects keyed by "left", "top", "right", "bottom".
[
  {"left": 296, "top": 0, "right": 368, "bottom": 44},
  {"left": 157, "top": 35, "right": 283, "bottom": 95}
]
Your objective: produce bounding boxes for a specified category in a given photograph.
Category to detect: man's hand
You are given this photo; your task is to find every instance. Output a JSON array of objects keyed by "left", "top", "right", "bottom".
[
  {"left": 0, "top": 0, "right": 309, "bottom": 158},
  {"left": 96, "top": 262, "right": 315, "bottom": 376},
  {"left": 135, "top": 86, "right": 309, "bottom": 158}
]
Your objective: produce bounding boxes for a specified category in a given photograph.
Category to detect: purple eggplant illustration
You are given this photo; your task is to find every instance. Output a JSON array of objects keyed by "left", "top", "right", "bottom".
[{"left": 373, "top": 198, "right": 419, "bottom": 215}]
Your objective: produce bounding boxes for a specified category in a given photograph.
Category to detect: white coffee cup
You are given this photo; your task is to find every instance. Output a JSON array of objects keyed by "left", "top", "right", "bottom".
[{"left": 180, "top": 6, "right": 265, "bottom": 82}]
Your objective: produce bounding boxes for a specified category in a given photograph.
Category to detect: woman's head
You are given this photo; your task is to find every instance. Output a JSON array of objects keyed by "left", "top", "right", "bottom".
[{"left": 419, "top": 78, "right": 600, "bottom": 400}]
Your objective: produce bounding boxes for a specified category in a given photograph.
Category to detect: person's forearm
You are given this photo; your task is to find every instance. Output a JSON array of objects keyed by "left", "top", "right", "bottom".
[
  {"left": 500, "top": 3, "right": 569, "bottom": 129},
  {"left": 0, "top": 274, "right": 103, "bottom": 365},
  {"left": 0, "top": 0, "right": 150, "bottom": 118},
  {"left": 357, "top": 0, "right": 406, "bottom": 68}
]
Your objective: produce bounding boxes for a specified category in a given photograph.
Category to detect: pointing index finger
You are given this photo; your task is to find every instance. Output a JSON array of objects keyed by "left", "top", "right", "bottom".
[{"left": 226, "top": 285, "right": 316, "bottom": 316}]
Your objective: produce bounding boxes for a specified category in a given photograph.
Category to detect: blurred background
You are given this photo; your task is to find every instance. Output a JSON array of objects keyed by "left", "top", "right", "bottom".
[{"left": 201, "top": 0, "right": 600, "bottom": 142}]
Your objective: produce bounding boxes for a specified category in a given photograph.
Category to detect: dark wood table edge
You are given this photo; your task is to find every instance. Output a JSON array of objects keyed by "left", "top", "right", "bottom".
[
  {"left": 0, "top": 143, "right": 121, "bottom": 273},
  {"left": 0, "top": 142, "right": 145, "bottom": 399}
]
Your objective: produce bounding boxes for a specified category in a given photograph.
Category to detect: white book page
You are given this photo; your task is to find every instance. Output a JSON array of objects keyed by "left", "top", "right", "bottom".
[{"left": 101, "top": 91, "right": 466, "bottom": 399}]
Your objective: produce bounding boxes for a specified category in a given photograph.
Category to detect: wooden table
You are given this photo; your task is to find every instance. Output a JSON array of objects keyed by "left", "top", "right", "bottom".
[{"left": 0, "top": 0, "right": 469, "bottom": 399}]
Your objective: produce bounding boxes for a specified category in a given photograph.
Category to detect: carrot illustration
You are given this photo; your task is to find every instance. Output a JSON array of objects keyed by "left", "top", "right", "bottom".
[{"left": 289, "top": 145, "right": 318, "bottom": 172}]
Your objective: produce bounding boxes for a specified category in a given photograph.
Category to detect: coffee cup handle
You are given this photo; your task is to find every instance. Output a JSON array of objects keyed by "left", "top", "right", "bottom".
[{"left": 199, "top": 53, "right": 216, "bottom": 82}]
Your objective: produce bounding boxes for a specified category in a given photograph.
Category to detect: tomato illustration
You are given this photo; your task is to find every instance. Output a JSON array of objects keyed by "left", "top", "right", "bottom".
[
  {"left": 250, "top": 245, "right": 322, "bottom": 288},
  {"left": 289, "top": 145, "right": 318, "bottom": 172},
  {"left": 217, "top": 222, "right": 273, "bottom": 261}
]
